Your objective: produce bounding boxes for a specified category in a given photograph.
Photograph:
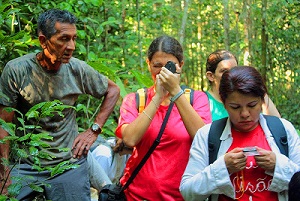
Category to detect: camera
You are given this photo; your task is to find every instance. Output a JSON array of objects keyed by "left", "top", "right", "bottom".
[
  {"left": 165, "top": 61, "right": 176, "bottom": 73},
  {"left": 243, "top": 147, "right": 260, "bottom": 156}
]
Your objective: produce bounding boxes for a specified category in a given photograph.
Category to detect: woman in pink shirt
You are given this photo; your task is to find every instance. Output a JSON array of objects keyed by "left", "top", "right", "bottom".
[{"left": 115, "top": 35, "right": 212, "bottom": 200}]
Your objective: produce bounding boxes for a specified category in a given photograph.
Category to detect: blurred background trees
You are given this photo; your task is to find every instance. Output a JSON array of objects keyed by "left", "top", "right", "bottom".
[{"left": 0, "top": 0, "right": 299, "bottom": 133}]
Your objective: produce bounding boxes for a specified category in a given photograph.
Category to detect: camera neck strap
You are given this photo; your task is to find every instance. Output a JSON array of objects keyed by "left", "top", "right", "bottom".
[{"left": 122, "top": 102, "right": 174, "bottom": 190}]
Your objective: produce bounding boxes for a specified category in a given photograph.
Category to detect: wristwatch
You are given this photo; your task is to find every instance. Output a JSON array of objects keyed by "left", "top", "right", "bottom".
[{"left": 91, "top": 123, "right": 102, "bottom": 134}]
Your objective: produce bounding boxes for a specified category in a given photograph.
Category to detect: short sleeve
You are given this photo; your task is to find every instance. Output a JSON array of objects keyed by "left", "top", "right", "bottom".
[
  {"left": 192, "top": 91, "right": 212, "bottom": 124},
  {"left": 115, "top": 93, "right": 138, "bottom": 138}
]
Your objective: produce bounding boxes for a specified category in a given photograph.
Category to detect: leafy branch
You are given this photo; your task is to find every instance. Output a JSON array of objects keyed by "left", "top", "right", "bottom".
[{"left": 0, "top": 100, "right": 79, "bottom": 199}]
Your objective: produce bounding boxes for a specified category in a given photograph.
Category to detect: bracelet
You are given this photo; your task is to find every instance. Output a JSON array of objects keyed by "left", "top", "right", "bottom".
[
  {"left": 170, "top": 89, "right": 184, "bottom": 102},
  {"left": 151, "top": 99, "right": 159, "bottom": 109},
  {"left": 142, "top": 110, "right": 152, "bottom": 120}
]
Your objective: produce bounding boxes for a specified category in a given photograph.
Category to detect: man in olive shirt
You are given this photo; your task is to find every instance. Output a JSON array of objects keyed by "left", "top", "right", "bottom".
[{"left": 0, "top": 9, "right": 119, "bottom": 200}]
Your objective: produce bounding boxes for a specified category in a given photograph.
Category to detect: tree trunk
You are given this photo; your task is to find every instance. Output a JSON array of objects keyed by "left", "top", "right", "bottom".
[
  {"left": 223, "top": 0, "right": 230, "bottom": 50},
  {"left": 179, "top": 0, "right": 189, "bottom": 45},
  {"left": 234, "top": 10, "right": 241, "bottom": 60},
  {"left": 243, "top": 0, "right": 251, "bottom": 65},
  {"left": 136, "top": 0, "right": 143, "bottom": 70},
  {"left": 261, "top": 0, "right": 267, "bottom": 82}
]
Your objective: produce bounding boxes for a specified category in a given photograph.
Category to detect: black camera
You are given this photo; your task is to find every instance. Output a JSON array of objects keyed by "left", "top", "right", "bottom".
[{"left": 165, "top": 61, "right": 176, "bottom": 73}]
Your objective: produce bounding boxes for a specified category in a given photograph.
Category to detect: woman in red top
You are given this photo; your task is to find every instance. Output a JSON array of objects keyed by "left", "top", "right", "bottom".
[
  {"left": 180, "top": 66, "right": 300, "bottom": 201},
  {"left": 115, "top": 35, "right": 212, "bottom": 200}
]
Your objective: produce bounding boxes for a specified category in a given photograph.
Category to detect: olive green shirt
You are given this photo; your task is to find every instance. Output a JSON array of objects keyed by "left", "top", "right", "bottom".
[{"left": 0, "top": 53, "right": 108, "bottom": 166}]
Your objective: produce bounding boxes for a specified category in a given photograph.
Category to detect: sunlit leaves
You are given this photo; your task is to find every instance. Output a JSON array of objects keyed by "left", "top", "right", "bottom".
[
  {"left": 0, "top": 100, "right": 77, "bottom": 197},
  {"left": 47, "top": 161, "right": 79, "bottom": 177}
]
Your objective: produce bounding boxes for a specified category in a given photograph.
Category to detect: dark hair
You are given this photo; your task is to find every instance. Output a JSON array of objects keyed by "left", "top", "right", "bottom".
[
  {"left": 147, "top": 36, "right": 183, "bottom": 63},
  {"left": 37, "top": 9, "right": 77, "bottom": 39},
  {"left": 206, "top": 49, "right": 238, "bottom": 73},
  {"left": 289, "top": 171, "right": 300, "bottom": 201},
  {"left": 219, "top": 66, "right": 267, "bottom": 103}
]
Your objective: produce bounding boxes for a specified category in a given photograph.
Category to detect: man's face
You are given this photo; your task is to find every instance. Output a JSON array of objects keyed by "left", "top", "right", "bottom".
[{"left": 42, "top": 22, "right": 77, "bottom": 65}]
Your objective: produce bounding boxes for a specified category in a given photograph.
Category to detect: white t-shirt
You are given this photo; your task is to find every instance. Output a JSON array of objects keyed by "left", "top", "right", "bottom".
[{"left": 91, "top": 138, "right": 130, "bottom": 183}]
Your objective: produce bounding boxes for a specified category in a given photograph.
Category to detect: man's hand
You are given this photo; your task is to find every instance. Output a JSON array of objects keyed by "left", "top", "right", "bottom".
[
  {"left": 224, "top": 147, "right": 247, "bottom": 174},
  {"left": 72, "top": 130, "right": 98, "bottom": 158},
  {"left": 112, "top": 137, "right": 133, "bottom": 156}
]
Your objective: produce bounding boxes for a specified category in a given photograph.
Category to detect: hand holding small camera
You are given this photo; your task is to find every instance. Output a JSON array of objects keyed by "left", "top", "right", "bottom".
[
  {"left": 224, "top": 147, "right": 247, "bottom": 174},
  {"left": 165, "top": 61, "right": 177, "bottom": 73},
  {"left": 253, "top": 147, "right": 276, "bottom": 172}
]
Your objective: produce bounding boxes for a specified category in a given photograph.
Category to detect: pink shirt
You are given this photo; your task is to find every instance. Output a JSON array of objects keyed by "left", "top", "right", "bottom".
[{"left": 116, "top": 87, "right": 212, "bottom": 201}]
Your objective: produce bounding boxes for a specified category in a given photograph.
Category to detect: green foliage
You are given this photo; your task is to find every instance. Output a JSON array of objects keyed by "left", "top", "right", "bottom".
[
  {"left": 0, "top": 100, "right": 79, "bottom": 198},
  {"left": 0, "top": 0, "right": 299, "bottom": 131}
]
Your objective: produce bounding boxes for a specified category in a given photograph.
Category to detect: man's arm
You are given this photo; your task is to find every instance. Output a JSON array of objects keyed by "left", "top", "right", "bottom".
[
  {"left": 0, "top": 105, "right": 14, "bottom": 195},
  {"left": 93, "top": 79, "right": 120, "bottom": 130},
  {"left": 72, "top": 79, "right": 120, "bottom": 158}
]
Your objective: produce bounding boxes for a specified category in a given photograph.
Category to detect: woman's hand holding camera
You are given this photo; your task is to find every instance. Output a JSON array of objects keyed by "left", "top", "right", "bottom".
[
  {"left": 224, "top": 148, "right": 247, "bottom": 174},
  {"left": 254, "top": 147, "right": 276, "bottom": 172},
  {"left": 158, "top": 62, "right": 181, "bottom": 97}
]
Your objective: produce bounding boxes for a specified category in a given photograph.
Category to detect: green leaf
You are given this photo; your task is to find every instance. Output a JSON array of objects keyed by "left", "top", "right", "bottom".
[
  {"left": 29, "top": 147, "right": 38, "bottom": 156},
  {"left": 3, "top": 107, "right": 22, "bottom": 117},
  {"left": 16, "top": 149, "right": 28, "bottom": 158},
  {"left": 130, "top": 70, "right": 153, "bottom": 87},
  {"left": 88, "top": 51, "right": 97, "bottom": 61},
  {"left": 57, "top": 147, "right": 70, "bottom": 152},
  {"left": 25, "top": 110, "right": 40, "bottom": 120},
  {"left": 28, "top": 183, "right": 44, "bottom": 192},
  {"left": 0, "top": 135, "right": 18, "bottom": 142},
  {"left": 29, "top": 141, "right": 51, "bottom": 148},
  {"left": 0, "top": 119, "right": 15, "bottom": 135},
  {"left": 48, "top": 161, "right": 79, "bottom": 177},
  {"left": 75, "top": 103, "right": 88, "bottom": 113},
  {"left": 84, "top": 0, "right": 103, "bottom": 7},
  {"left": 30, "top": 132, "right": 53, "bottom": 141},
  {"left": 115, "top": 77, "right": 128, "bottom": 98},
  {"left": 7, "top": 183, "right": 22, "bottom": 197},
  {"left": 26, "top": 102, "right": 46, "bottom": 116},
  {"left": 16, "top": 117, "right": 25, "bottom": 126},
  {"left": 1, "top": 158, "right": 9, "bottom": 167},
  {"left": 24, "top": 125, "right": 41, "bottom": 130},
  {"left": 37, "top": 151, "right": 55, "bottom": 160},
  {"left": 31, "top": 164, "right": 43, "bottom": 172},
  {"left": 77, "top": 30, "right": 87, "bottom": 39},
  {"left": 0, "top": 195, "right": 8, "bottom": 201},
  {"left": 17, "top": 133, "right": 31, "bottom": 142}
]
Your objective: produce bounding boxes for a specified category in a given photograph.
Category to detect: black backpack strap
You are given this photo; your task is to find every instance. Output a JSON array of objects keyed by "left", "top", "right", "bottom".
[
  {"left": 122, "top": 103, "right": 174, "bottom": 190},
  {"left": 264, "top": 115, "right": 288, "bottom": 157},
  {"left": 208, "top": 117, "right": 228, "bottom": 164}
]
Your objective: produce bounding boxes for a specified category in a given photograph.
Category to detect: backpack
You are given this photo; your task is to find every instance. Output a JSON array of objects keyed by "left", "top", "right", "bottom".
[
  {"left": 135, "top": 86, "right": 194, "bottom": 113},
  {"left": 208, "top": 115, "right": 288, "bottom": 164}
]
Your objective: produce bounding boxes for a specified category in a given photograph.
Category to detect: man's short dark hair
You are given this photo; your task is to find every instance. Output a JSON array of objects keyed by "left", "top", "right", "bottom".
[{"left": 37, "top": 9, "right": 77, "bottom": 39}]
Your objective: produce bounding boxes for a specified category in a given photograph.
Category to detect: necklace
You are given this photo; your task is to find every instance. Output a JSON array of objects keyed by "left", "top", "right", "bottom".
[{"left": 234, "top": 170, "right": 245, "bottom": 199}]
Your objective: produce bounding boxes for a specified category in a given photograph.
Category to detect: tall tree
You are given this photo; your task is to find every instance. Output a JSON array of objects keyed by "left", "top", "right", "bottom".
[
  {"left": 223, "top": 0, "right": 230, "bottom": 50},
  {"left": 261, "top": 0, "right": 267, "bottom": 82},
  {"left": 242, "top": 0, "right": 252, "bottom": 65},
  {"left": 179, "top": 0, "right": 190, "bottom": 45}
]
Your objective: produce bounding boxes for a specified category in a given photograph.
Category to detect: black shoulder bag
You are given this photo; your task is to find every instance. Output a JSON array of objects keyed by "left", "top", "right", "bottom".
[{"left": 98, "top": 103, "right": 174, "bottom": 201}]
